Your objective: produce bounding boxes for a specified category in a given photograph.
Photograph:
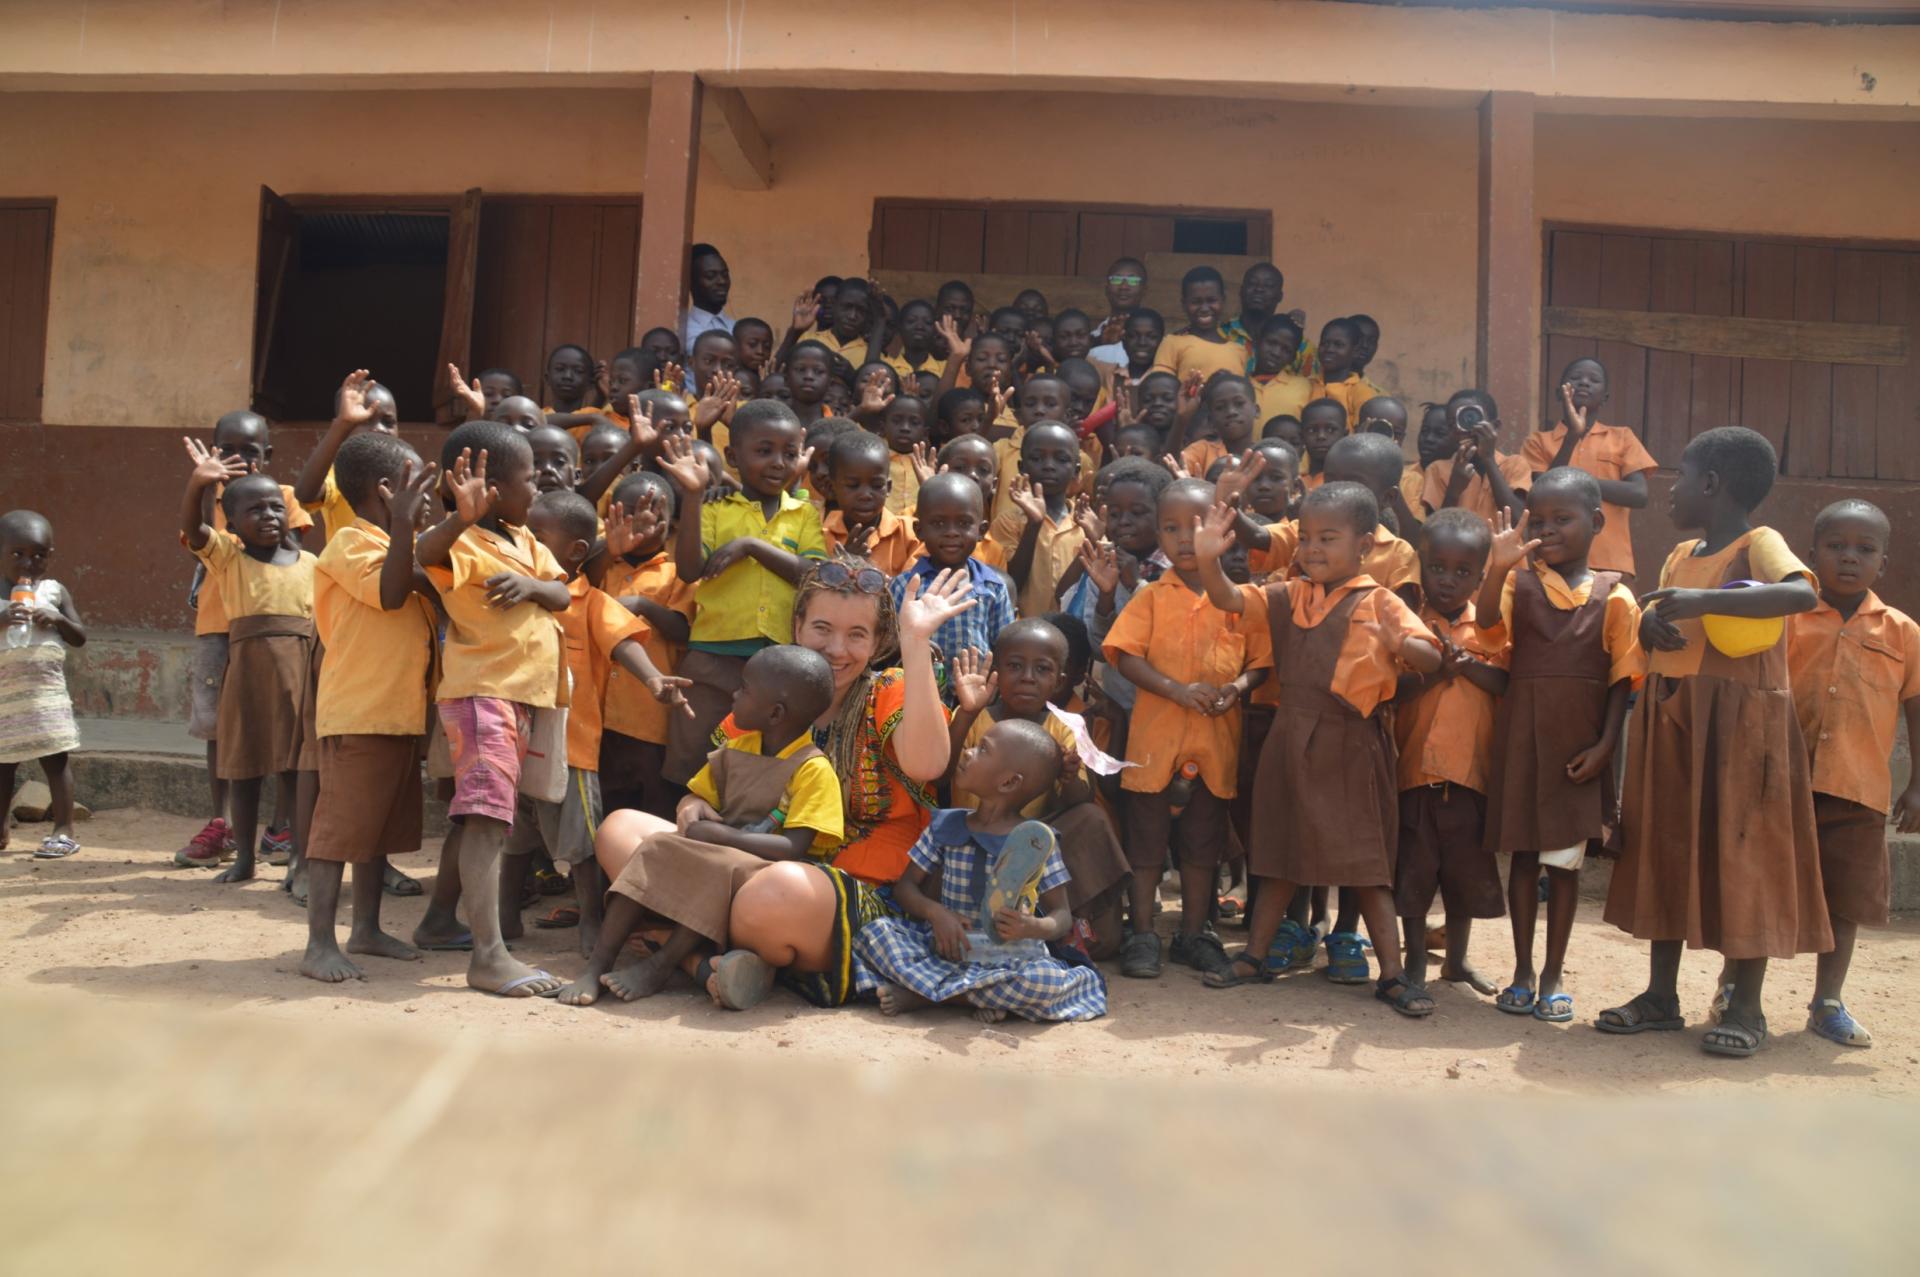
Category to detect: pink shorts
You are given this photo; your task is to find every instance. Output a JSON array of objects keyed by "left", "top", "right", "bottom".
[{"left": 437, "top": 697, "right": 531, "bottom": 825}]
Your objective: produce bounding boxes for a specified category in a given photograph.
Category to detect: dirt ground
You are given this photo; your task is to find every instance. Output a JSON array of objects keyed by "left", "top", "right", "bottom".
[{"left": 5, "top": 807, "right": 1918, "bottom": 1095}]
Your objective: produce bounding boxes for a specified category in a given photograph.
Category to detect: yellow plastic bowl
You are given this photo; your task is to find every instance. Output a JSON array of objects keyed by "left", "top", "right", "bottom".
[{"left": 1700, "top": 580, "right": 1784, "bottom": 658}]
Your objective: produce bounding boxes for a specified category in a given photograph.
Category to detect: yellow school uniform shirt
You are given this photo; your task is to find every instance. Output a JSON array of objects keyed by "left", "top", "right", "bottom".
[
  {"left": 193, "top": 529, "right": 316, "bottom": 623},
  {"left": 1152, "top": 333, "right": 1250, "bottom": 385},
  {"left": 989, "top": 426, "right": 1098, "bottom": 525},
  {"left": 1253, "top": 373, "right": 1311, "bottom": 425},
  {"left": 1496, "top": 563, "right": 1646, "bottom": 689},
  {"left": 302, "top": 468, "right": 357, "bottom": 543},
  {"left": 884, "top": 352, "right": 947, "bottom": 381},
  {"left": 951, "top": 707, "right": 1085, "bottom": 817},
  {"left": 693, "top": 489, "right": 829, "bottom": 645},
  {"left": 811, "top": 330, "right": 869, "bottom": 368},
  {"left": 602, "top": 551, "right": 697, "bottom": 746},
  {"left": 1308, "top": 372, "right": 1385, "bottom": 427},
  {"left": 425, "top": 523, "right": 569, "bottom": 708},
  {"left": 1520, "top": 422, "right": 1659, "bottom": 579},
  {"left": 313, "top": 518, "right": 436, "bottom": 738},
  {"left": 988, "top": 502, "right": 1088, "bottom": 619},
  {"left": 687, "top": 730, "right": 846, "bottom": 855},
  {"left": 191, "top": 483, "right": 313, "bottom": 636},
  {"left": 886, "top": 451, "right": 923, "bottom": 518}
]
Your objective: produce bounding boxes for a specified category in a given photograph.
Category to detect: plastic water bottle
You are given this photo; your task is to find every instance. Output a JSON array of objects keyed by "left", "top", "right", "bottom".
[
  {"left": 1167, "top": 760, "right": 1200, "bottom": 815},
  {"left": 6, "top": 578, "right": 34, "bottom": 649}
]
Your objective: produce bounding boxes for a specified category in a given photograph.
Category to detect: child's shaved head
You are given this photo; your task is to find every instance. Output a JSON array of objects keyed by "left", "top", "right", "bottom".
[
  {"left": 747, "top": 644, "right": 836, "bottom": 726},
  {"left": 1302, "top": 480, "right": 1379, "bottom": 537},
  {"left": 1527, "top": 465, "right": 1603, "bottom": 513},
  {"left": 0, "top": 509, "right": 52, "bottom": 547},
  {"left": 1813, "top": 497, "right": 1891, "bottom": 542},
  {"left": 213, "top": 410, "right": 270, "bottom": 443},
  {"left": 1323, "top": 432, "right": 1402, "bottom": 493},
  {"left": 333, "top": 432, "right": 418, "bottom": 511},
  {"left": 219, "top": 471, "right": 281, "bottom": 519},
  {"left": 985, "top": 718, "right": 1065, "bottom": 804},
  {"left": 530, "top": 489, "right": 600, "bottom": 547}
]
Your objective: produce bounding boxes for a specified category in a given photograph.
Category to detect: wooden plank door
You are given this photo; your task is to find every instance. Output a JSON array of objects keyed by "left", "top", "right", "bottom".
[
  {"left": 434, "top": 187, "right": 482, "bottom": 423},
  {"left": 0, "top": 203, "right": 54, "bottom": 422},
  {"left": 251, "top": 186, "right": 299, "bottom": 420}
]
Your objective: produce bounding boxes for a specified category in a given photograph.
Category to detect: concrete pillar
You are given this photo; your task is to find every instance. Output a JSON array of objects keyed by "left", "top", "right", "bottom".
[
  {"left": 1477, "top": 90, "right": 1537, "bottom": 443},
  {"left": 635, "top": 72, "right": 703, "bottom": 343}
]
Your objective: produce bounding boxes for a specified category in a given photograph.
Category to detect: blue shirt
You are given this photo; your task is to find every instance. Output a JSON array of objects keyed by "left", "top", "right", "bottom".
[{"left": 889, "top": 555, "right": 1015, "bottom": 676}]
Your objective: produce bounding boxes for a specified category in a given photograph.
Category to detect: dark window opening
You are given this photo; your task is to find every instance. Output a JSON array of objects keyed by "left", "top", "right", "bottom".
[
  {"left": 0, "top": 202, "right": 55, "bottom": 423},
  {"left": 1172, "top": 218, "right": 1249, "bottom": 256}
]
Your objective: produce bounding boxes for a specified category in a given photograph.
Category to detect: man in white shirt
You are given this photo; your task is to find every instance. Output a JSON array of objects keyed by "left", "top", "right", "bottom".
[{"left": 681, "top": 242, "right": 735, "bottom": 350}]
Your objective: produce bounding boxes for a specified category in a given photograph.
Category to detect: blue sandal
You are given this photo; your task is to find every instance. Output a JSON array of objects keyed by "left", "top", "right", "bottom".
[
  {"left": 1495, "top": 985, "right": 1536, "bottom": 1015},
  {"left": 1323, "top": 932, "right": 1372, "bottom": 985},
  {"left": 1267, "top": 919, "right": 1317, "bottom": 973},
  {"left": 1807, "top": 998, "right": 1872, "bottom": 1047},
  {"left": 1533, "top": 991, "right": 1574, "bottom": 1023}
]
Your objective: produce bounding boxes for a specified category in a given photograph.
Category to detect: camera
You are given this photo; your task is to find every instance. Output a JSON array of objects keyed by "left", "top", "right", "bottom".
[{"left": 1455, "top": 404, "right": 1486, "bottom": 430}]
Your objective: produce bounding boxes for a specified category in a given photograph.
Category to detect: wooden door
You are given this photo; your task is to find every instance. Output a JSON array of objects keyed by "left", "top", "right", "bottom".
[
  {"left": 250, "top": 186, "right": 299, "bottom": 420},
  {"left": 0, "top": 202, "right": 54, "bottom": 423},
  {"left": 434, "top": 187, "right": 482, "bottom": 424}
]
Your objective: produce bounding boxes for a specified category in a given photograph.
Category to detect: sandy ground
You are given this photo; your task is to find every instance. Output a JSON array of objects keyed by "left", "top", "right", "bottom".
[{"left": 5, "top": 807, "right": 1918, "bottom": 1095}]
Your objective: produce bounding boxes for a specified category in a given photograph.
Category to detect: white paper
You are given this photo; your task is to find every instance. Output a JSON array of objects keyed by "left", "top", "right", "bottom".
[{"left": 1046, "top": 701, "right": 1138, "bottom": 776}]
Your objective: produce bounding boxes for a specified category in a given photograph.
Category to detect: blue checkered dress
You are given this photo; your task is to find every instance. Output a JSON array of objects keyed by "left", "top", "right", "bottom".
[
  {"left": 889, "top": 557, "right": 1016, "bottom": 679},
  {"left": 853, "top": 809, "right": 1107, "bottom": 1022}
]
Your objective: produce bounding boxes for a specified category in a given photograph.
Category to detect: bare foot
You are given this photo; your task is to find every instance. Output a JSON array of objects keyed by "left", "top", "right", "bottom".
[
  {"left": 467, "top": 952, "right": 562, "bottom": 998},
  {"left": 974, "top": 1006, "right": 1008, "bottom": 1024},
  {"left": 557, "top": 975, "right": 602, "bottom": 1006},
  {"left": 299, "top": 941, "right": 364, "bottom": 983},
  {"left": 502, "top": 912, "right": 525, "bottom": 943},
  {"left": 282, "top": 864, "right": 308, "bottom": 904},
  {"left": 1439, "top": 964, "right": 1496, "bottom": 996},
  {"left": 600, "top": 950, "right": 677, "bottom": 1002},
  {"left": 214, "top": 861, "right": 256, "bottom": 884},
  {"left": 412, "top": 917, "right": 471, "bottom": 950},
  {"left": 876, "top": 984, "right": 930, "bottom": 1017},
  {"left": 346, "top": 931, "right": 420, "bottom": 962}
]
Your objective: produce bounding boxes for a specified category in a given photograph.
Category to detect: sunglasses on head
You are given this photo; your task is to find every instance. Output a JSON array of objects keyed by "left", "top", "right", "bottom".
[
  {"left": 1107, "top": 275, "right": 1145, "bottom": 288},
  {"left": 813, "top": 561, "right": 889, "bottom": 594}
]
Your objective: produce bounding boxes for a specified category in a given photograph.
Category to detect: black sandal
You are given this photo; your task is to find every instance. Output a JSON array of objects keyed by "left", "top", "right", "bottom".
[
  {"left": 1375, "top": 974, "right": 1435, "bottom": 1018},
  {"left": 1203, "top": 950, "right": 1275, "bottom": 989},
  {"left": 1702, "top": 1011, "right": 1768, "bottom": 1058},
  {"left": 1595, "top": 992, "right": 1684, "bottom": 1035}
]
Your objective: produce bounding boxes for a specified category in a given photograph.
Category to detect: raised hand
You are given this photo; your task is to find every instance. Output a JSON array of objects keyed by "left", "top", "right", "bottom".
[
  {"left": 603, "top": 490, "right": 664, "bottom": 559},
  {"left": 950, "top": 647, "right": 998, "bottom": 714},
  {"left": 443, "top": 364, "right": 485, "bottom": 421},
  {"left": 936, "top": 313, "right": 971, "bottom": 363},
  {"left": 184, "top": 437, "right": 249, "bottom": 487},
  {"left": 1007, "top": 474, "right": 1048, "bottom": 526},
  {"left": 654, "top": 361, "right": 686, "bottom": 394},
  {"left": 446, "top": 447, "right": 498, "bottom": 524},
  {"left": 1079, "top": 538, "right": 1120, "bottom": 596},
  {"left": 1193, "top": 501, "right": 1238, "bottom": 563},
  {"left": 792, "top": 290, "right": 822, "bottom": 334},
  {"left": 857, "top": 377, "right": 895, "bottom": 419},
  {"left": 1486, "top": 509, "right": 1539, "bottom": 576},
  {"left": 845, "top": 522, "right": 877, "bottom": 559},
  {"left": 1111, "top": 370, "right": 1139, "bottom": 429},
  {"left": 1096, "top": 313, "right": 1125, "bottom": 346},
  {"left": 908, "top": 440, "right": 937, "bottom": 485},
  {"left": 656, "top": 432, "right": 710, "bottom": 497},
  {"left": 1071, "top": 494, "right": 1106, "bottom": 544},
  {"left": 898, "top": 567, "right": 979, "bottom": 644},
  {"left": 792, "top": 445, "right": 816, "bottom": 494},
  {"left": 379, "top": 458, "right": 440, "bottom": 532},
  {"left": 625, "top": 397, "right": 663, "bottom": 454},
  {"left": 1160, "top": 454, "right": 1192, "bottom": 480},
  {"left": 1212, "top": 452, "right": 1268, "bottom": 509},
  {"left": 1559, "top": 382, "right": 1591, "bottom": 440},
  {"left": 986, "top": 372, "right": 1014, "bottom": 425},
  {"left": 692, "top": 371, "right": 740, "bottom": 431},
  {"left": 593, "top": 359, "right": 611, "bottom": 402},
  {"left": 1024, "top": 330, "right": 1057, "bottom": 370},
  {"left": 336, "top": 368, "right": 381, "bottom": 427}
]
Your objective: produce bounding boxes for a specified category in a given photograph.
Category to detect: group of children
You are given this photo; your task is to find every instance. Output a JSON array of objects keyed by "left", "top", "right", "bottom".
[{"left": 4, "top": 254, "right": 1915, "bottom": 1054}]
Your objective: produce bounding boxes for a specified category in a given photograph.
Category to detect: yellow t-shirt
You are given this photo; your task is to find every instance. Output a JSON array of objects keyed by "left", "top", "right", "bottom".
[
  {"left": 302, "top": 467, "right": 356, "bottom": 544},
  {"left": 687, "top": 730, "right": 846, "bottom": 855},
  {"left": 1152, "top": 333, "right": 1251, "bottom": 385},
  {"left": 885, "top": 451, "right": 922, "bottom": 517},
  {"left": 191, "top": 482, "right": 314, "bottom": 636},
  {"left": 193, "top": 529, "right": 316, "bottom": 623},
  {"left": 884, "top": 352, "right": 947, "bottom": 381},
  {"left": 425, "top": 523, "right": 569, "bottom": 708},
  {"left": 1253, "top": 373, "right": 1311, "bottom": 424},
  {"left": 693, "top": 490, "right": 829, "bottom": 645},
  {"left": 313, "top": 518, "right": 437, "bottom": 738}
]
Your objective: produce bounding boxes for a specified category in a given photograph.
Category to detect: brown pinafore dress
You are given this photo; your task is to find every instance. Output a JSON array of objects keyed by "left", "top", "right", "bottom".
[
  {"left": 217, "top": 614, "right": 319, "bottom": 780},
  {"left": 1604, "top": 540, "right": 1831, "bottom": 959},
  {"left": 1248, "top": 582, "right": 1398, "bottom": 887},
  {"left": 1483, "top": 568, "right": 1622, "bottom": 856},
  {"left": 607, "top": 741, "right": 827, "bottom": 946}
]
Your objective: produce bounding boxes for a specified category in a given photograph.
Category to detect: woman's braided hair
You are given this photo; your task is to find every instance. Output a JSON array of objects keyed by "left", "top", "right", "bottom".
[{"left": 792, "top": 552, "right": 898, "bottom": 794}]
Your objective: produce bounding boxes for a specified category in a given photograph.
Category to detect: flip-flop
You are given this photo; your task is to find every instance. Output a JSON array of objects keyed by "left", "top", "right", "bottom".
[
  {"left": 416, "top": 932, "right": 476, "bottom": 952},
  {"left": 34, "top": 834, "right": 81, "bottom": 860},
  {"left": 533, "top": 906, "right": 581, "bottom": 930},
  {"left": 978, "top": 820, "right": 1055, "bottom": 933},
  {"left": 384, "top": 866, "right": 424, "bottom": 897},
  {"left": 701, "top": 949, "right": 776, "bottom": 1011},
  {"left": 1533, "top": 992, "right": 1574, "bottom": 1023},
  {"left": 492, "top": 970, "right": 562, "bottom": 999},
  {"left": 1496, "top": 985, "right": 1536, "bottom": 1015}
]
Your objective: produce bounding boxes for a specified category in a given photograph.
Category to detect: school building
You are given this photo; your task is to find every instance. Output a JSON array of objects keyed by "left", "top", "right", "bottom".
[{"left": 2, "top": 0, "right": 1918, "bottom": 719}]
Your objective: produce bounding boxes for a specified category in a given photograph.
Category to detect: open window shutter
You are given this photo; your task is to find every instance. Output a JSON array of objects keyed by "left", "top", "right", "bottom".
[
  {"left": 251, "top": 185, "right": 298, "bottom": 417},
  {"left": 435, "top": 187, "right": 483, "bottom": 424}
]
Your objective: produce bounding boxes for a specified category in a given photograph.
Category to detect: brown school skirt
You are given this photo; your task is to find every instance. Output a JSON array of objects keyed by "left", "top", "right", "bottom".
[
  {"left": 1484, "top": 675, "right": 1617, "bottom": 855},
  {"left": 1816, "top": 793, "right": 1890, "bottom": 928},
  {"left": 307, "top": 734, "right": 423, "bottom": 863},
  {"left": 1604, "top": 675, "right": 1831, "bottom": 960},
  {"left": 664, "top": 649, "right": 749, "bottom": 785},
  {"left": 1395, "top": 784, "right": 1504, "bottom": 920},
  {"left": 1051, "top": 802, "right": 1131, "bottom": 916},
  {"left": 1249, "top": 688, "right": 1396, "bottom": 888},
  {"left": 608, "top": 831, "right": 770, "bottom": 946},
  {"left": 215, "top": 615, "right": 318, "bottom": 780}
]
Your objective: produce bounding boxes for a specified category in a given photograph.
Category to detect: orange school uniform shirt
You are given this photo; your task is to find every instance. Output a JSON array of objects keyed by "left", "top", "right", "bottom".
[
  {"left": 1307, "top": 373, "right": 1385, "bottom": 428},
  {"left": 1496, "top": 563, "right": 1645, "bottom": 688},
  {"left": 191, "top": 483, "right": 314, "bottom": 636},
  {"left": 1240, "top": 576, "right": 1437, "bottom": 719},
  {"left": 1521, "top": 422, "right": 1658, "bottom": 578},
  {"left": 1420, "top": 452, "right": 1534, "bottom": 522},
  {"left": 1251, "top": 521, "right": 1421, "bottom": 601},
  {"left": 1644, "top": 528, "right": 1809, "bottom": 680},
  {"left": 1102, "top": 575, "right": 1273, "bottom": 797},
  {"left": 823, "top": 508, "right": 925, "bottom": 577},
  {"left": 601, "top": 551, "right": 697, "bottom": 747},
  {"left": 1152, "top": 333, "right": 1250, "bottom": 385},
  {"left": 1180, "top": 438, "right": 1236, "bottom": 478},
  {"left": 1393, "top": 604, "right": 1510, "bottom": 793},
  {"left": 1787, "top": 592, "right": 1920, "bottom": 815},
  {"left": 312, "top": 518, "right": 438, "bottom": 739},
  {"left": 1398, "top": 464, "right": 1426, "bottom": 526},
  {"left": 555, "top": 574, "right": 651, "bottom": 770}
]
